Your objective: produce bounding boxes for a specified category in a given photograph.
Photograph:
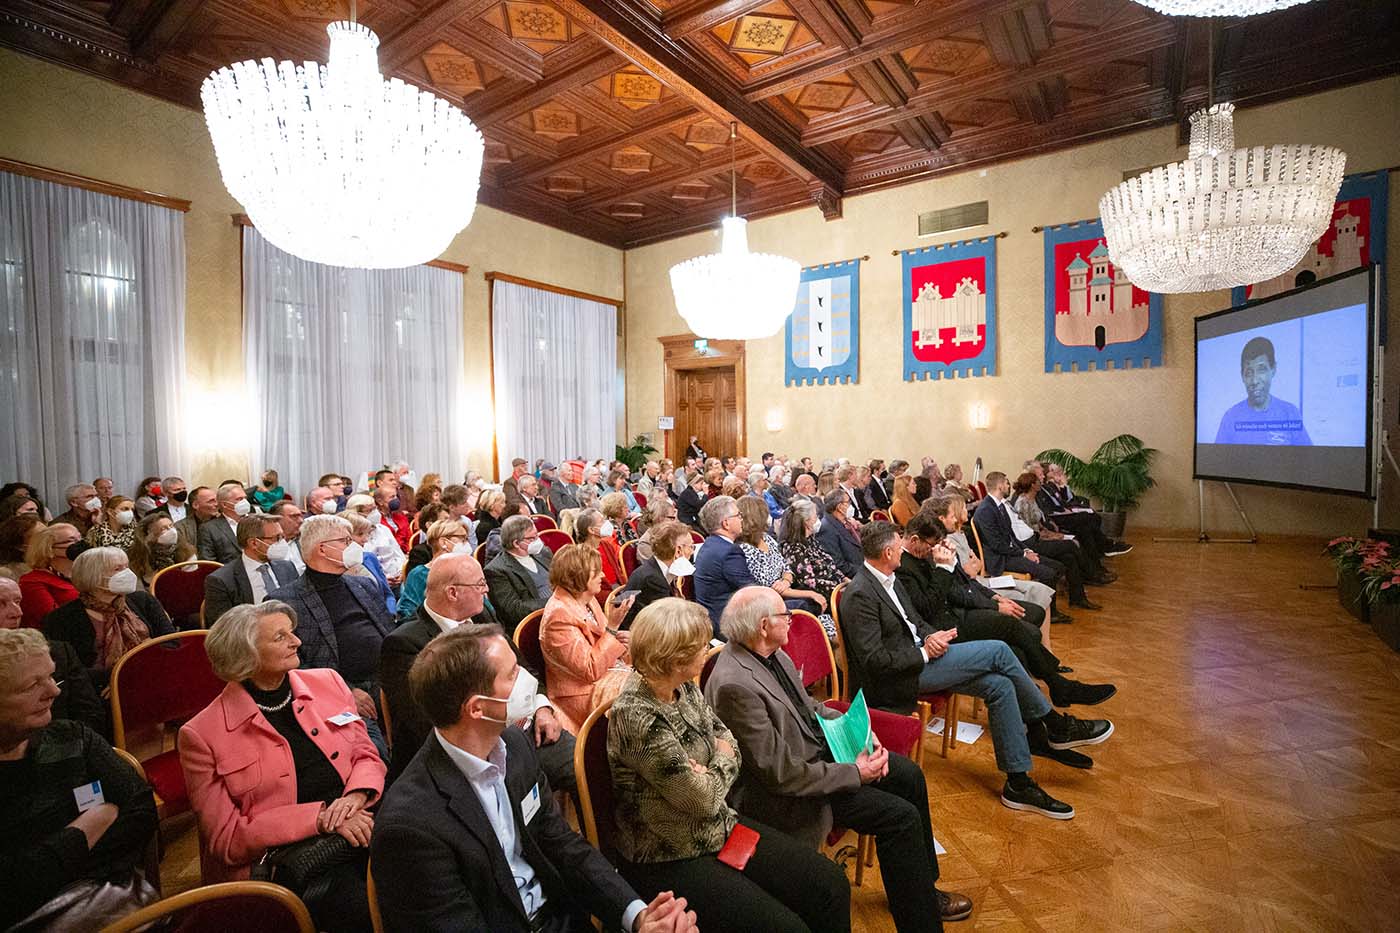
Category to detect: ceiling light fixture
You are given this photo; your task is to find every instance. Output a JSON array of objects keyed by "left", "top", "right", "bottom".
[
  {"left": 1097, "top": 26, "right": 1344, "bottom": 293},
  {"left": 1129, "top": 0, "right": 1315, "bottom": 15},
  {"left": 201, "top": 1, "right": 483, "bottom": 269},
  {"left": 669, "top": 124, "right": 801, "bottom": 340}
]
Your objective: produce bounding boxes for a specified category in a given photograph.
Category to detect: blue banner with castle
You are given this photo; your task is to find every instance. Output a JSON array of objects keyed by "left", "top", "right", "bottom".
[
  {"left": 786, "top": 258, "right": 861, "bottom": 386},
  {"left": 1042, "top": 218, "right": 1163, "bottom": 373}
]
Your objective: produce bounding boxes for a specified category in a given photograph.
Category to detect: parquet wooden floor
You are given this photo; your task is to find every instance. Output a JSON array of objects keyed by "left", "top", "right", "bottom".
[{"left": 156, "top": 537, "right": 1400, "bottom": 932}]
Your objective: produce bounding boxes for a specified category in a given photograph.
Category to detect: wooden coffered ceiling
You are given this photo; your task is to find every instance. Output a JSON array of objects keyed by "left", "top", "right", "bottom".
[{"left": 1, "top": 0, "right": 1396, "bottom": 248}]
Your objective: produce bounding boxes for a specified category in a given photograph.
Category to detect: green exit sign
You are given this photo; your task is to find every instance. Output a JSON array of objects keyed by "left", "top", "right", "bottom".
[{"left": 693, "top": 338, "right": 708, "bottom": 352}]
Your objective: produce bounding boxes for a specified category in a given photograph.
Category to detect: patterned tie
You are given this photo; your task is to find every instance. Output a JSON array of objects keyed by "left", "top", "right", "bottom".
[{"left": 256, "top": 563, "right": 276, "bottom": 603}]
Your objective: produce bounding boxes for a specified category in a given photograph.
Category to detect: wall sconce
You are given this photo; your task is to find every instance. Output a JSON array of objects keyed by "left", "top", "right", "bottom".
[
  {"left": 969, "top": 402, "right": 991, "bottom": 431},
  {"left": 765, "top": 407, "right": 784, "bottom": 432}
]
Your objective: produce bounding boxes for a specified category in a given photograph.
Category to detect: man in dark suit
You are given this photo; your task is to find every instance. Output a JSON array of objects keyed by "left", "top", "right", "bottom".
[
  {"left": 268, "top": 513, "right": 395, "bottom": 758},
  {"left": 202, "top": 514, "right": 299, "bottom": 625},
  {"left": 196, "top": 482, "right": 249, "bottom": 564},
  {"left": 692, "top": 496, "right": 756, "bottom": 637},
  {"left": 814, "top": 491, "right": 863, "bottom": 578},
  {"left": 379, "top": 553, "right": 573, "bottom": 789},
  {"left": 621, "top": 521, "right": 692, "bottom": 628},
  {"left": 484, "top": 516, "right": 554, "bottom": 633},
  {"left": 859, "top": 464, "right": 892, "bottom": 514},
  {"left": 1034, "top": 461, "right": 1130, "bottom": 557},
  {"left": 370, "top": 623, "right": 696, "bottom": 933},
  {"left": 172, "top": 485, "right": 216, "bottom": 550},
  {"left": 517, "top": 475, "right": 551, "bottom": 515},
  {"left": 840, "top": 521, "right": 1114, "bottom": 820},
  {"left": 548, "top": 463, "right": 583, "bottom": 515},
  {"left": 835, "top": 465, "right": 870, "bottom": 523},
  {"left": 972, "top": 472, "right": 1098, "bottom": 611},
  {"left": 707, "top": 585, "right": 973, "bottom": 931}
]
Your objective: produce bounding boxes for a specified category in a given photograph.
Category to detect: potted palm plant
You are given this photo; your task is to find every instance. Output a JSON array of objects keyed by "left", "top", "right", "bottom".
[
  {"left": 614, "top": 434, "right": 659, "bottom": 473},
  {"left": 1036, "top": 434, "right": 1157, "bottom": 539}
]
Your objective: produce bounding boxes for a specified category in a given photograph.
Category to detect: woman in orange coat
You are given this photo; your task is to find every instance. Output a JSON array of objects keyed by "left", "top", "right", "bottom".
[
  {"left": 539, "top": 544, "right": 634, "bottom": 731},
  {"left": 889, "top": 474, "right": 921, "bottom": 527}
]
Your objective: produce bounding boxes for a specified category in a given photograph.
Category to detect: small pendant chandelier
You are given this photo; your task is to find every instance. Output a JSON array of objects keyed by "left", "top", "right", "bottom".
[
  {"left": 669, "top": 124, "right": 801, "bottom": 340},
  {"left": 1129, "top": 0, "right": 1316, "bottom": 15},
  {"left": 201, "top": 1, "right": 484, "bottom": 269},
  {"left": 1097, "top": 27, "right": 1344, "bottom": 293}
]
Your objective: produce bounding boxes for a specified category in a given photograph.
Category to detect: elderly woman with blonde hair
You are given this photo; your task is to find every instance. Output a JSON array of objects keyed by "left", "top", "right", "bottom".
[
  {"left": 540, "top": 543, "right": 634, "bottom": 731},
  {"left": 180, "top": 601, "right": 384, "bottom": 930},
  {"left": 601, "top": 491, "right": 638, "bottom": 545},
  {"left": 41, "top": 547, "right": 173, "bottom": 692},
  {"left": 607, "top": 598, "right": 849, "bottom": 933},
  {"left": 18, "top": 522, "right": 83, "bottom": 628}
]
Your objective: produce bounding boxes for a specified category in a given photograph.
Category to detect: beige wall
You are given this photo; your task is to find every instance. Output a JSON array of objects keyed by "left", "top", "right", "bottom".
[
  {"left": 624, "top": 77, "right": 1400, "bottom": 535},
  {"left": 1, "top": 47, "right": 623, "bottom": 488}
]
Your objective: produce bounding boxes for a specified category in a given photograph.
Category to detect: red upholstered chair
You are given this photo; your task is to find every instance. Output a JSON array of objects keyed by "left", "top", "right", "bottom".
[
  {"left": 573, "top": 699, "right": 620, "bottom": 863},
  {"left": 513, "top": 609, "right": 547, "bottom": 692},
  {"left": 473, "top": 542, "right": 488, "bottom": 566},
  {"left": 870, "top": 509, "right": 890, "bottom": 522},
  {"left": 150, "top": 560, "right": 223, "bottom": 627},
  {"left": 539, "top": 529, "right": 573, "bottom": 555},
  {"left": 696, "top": 644, "right": 724, "bottom": 690},
  {"left": 619, "top": 541, "right": 641, "bottom": 579},
  {"left": 975, "top": 481, "right": 988, "bottom": 499},
  {"left": 98, "top": 881, "right": 315, "bottom": 933},
  {"left": 531, "top": 514, "right": 557, "bottom": 533},
  {"left": 109, "top": 631, "right": 225, "bottom": 818},
  {"left": 786, "top": 610, "right": 837, "bottom": 701},
  {"left": 690, "top": 530, "right": 704, "bottom": 545},
  {"left": 633, "top": 491, "right": 648, "bottom": 509}
]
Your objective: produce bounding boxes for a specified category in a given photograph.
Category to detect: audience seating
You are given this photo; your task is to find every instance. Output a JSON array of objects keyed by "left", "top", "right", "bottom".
[
  {"left": 473, "top": 542, "right": 488, "bottom": 566},
  {"left": 98, "top": 881, "right": 315, "bottom": 933},
  {"left": 785, "top": 609, "right": 838, "bottom": 701},
  {"left": 539, "top": 529, "right": 572, "bottom": 554},
  {"left": 633, "top": 492, "right": 647, "bottom": 509},
  {"left": 150, "top": 560, "right": 223, "bottom": 626},
  {"left": 696, "top": 644, "right": 724, "bottom": 689},
  {"left": 967, "top": 520, "right": 1030, "bottom": 582},
  {"left": 619, "top": 540, "right": 640, "bottom": 578},
  {"left": 513, "top": 609, "right": 547, "bottom": 691},
  {"left": 871, "top": 509, "right": 890, "bottom": 522},
  {"left": 109, "top": 630, "right": 224, "bottom": 817},
  {"left": 689, "top": 530, "right": 704, "bottom": 545},
  {"left": 573, "top": 698, "right": 620, "bottom": 864},
  {"left": 379, "top": 687, "right": 394, "bottom": 751},
  {"left": 531, "top": 514, "right": 557, "bottom": 532},
  {"left": 111, "top": 747, "right": 163, "bottom": 894},
  {"left": 367, "top": 861, "right": 384, "bottom": 933}
]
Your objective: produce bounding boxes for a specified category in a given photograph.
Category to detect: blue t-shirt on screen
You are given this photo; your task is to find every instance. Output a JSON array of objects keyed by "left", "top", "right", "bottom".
[{"left": 1214, "top": 396, "right": 1312, "bottom": 446}]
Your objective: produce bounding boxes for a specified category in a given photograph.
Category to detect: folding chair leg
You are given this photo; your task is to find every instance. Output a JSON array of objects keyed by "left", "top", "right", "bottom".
[{"left": 941, "top": 695, "right": 959, "bottom": 758}]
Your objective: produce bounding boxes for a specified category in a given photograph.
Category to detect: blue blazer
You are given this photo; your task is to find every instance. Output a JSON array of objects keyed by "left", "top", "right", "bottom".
[
  {"left": 693, "top": 534, "right": 757, "bottom": 635},
  {"left": 814, "top": 515, "right": 863, "bottom": 579},
  {"left": 971, "top": 496, "right": 1022, "bottom": 575},
  {"left": 267, "top": 572, "right": 395, "bottom": 677}
]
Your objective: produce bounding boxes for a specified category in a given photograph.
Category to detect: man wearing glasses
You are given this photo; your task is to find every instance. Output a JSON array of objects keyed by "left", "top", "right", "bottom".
[
  {"left": 483, "top": 515, "right": 554, "bottom": 633},
  {"left": 203, "top": 514, "right": 300, "bottom": 625}
]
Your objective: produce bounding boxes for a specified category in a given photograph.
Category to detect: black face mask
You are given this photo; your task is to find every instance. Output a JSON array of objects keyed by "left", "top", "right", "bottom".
[
  {"left": 66, "top": 540, "right": 90, "bottom": 561},
  {"left": 170, "top": 490, "right": 188, "bottom": 504}
]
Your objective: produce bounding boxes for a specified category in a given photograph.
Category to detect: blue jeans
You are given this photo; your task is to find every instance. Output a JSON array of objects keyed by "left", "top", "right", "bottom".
[{"left": 916, "top": 641, "right": 1051, "bottom": 775}]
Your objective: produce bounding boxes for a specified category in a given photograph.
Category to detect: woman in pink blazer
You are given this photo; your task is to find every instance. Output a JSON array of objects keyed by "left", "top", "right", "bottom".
[
  {"left": 180, "top": 600, "right": 385, "bottom": 933},
  {"left": 540, "top": 543, "right": 634, "bottom": 732}
]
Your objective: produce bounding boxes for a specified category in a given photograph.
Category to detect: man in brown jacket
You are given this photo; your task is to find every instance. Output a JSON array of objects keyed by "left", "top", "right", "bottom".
[{"left": 704, "top": 586, "right": 972, "bottom": 931}]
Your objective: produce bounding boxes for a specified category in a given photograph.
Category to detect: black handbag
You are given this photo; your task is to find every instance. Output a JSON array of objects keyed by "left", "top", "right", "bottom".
[{"left": 251, "top": 833, "right": 357, "bottom": 899}]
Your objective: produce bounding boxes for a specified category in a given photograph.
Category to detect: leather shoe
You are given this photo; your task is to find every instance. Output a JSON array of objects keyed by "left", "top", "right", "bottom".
[
  {"left": 1069, "top": 598, "right": 1102, "bottom": 610},
  {"left": 938, "top": 889, "right": 974, "bottom": 922},
  {"left": 1050, "top": 610, "right": 1074, "bottom": 624},
  {"left": 1049, "top": 679, "right": 1117, "bottom": 708}
]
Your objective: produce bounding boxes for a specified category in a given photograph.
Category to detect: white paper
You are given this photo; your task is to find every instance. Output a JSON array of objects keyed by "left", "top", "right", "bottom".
[
  {"left": 1060, "top": 533, "right": 1075, "bottom": 541},
  {"left": 73, "top": 780, "right": 104, "bottom": 813},
  {"left": 925, "top": 718, "right": 985, "bottom": 745},
  {"left": 985, "top": 575, "right": 1017, "bottom": 589},
  {"left": 933, "top": 835, "right": 947, "bottom": 856}
]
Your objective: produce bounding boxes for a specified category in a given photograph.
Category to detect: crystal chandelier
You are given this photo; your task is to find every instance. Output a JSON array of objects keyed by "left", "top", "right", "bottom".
[
  {"left": 201, "top": 9, "right": 484, "bottom": 269},
  {"left": 1098, "top": 25, "right": 1344, "bottom": 294},
  {"left": 1129, "top": 0, "right": 1316, "bottom": 15},
  {"left": 670, "top": 124, "right": 800, "bottom": 340}
]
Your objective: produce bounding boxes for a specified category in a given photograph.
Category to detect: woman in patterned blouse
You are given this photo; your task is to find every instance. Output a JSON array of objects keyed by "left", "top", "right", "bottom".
[
  {"left": 776, "top": 498, "right": 846, "bottom": 639},
  {"left": 734, "top": 497, "right": 834, "bottom": 639},
  {"left": 84, "top": 496, "right": 137, "bottom": 556},
  {"left": 607, "top": 598, "right": 850, "bottom": 933}
]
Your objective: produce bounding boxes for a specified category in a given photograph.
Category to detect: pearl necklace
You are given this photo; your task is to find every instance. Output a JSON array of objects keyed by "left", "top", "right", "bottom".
[{"left": 251, "top": 689, "right": 293, "bottom": 713}]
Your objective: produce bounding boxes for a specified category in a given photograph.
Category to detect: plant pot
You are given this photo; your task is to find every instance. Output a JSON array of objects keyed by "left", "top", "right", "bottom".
[
  {"left": 1337, "top": 567, "right": 1369, "bottom": 623},
  {"left": 1099, "top": 511, "right": 1126, "bottom": 539},
  {"left": 1371, "top": 601, "right": 1400, "bottom": 652}
]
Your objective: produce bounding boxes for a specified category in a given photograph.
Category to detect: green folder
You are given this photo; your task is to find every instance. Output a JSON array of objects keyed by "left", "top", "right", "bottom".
[{"left": 819, "top": 688, "right": 873, "bottom": 764}]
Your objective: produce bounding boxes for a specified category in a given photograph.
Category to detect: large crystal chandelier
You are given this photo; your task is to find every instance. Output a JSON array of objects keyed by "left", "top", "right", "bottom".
[
  {"left": 1129, "top": 0, "right": 1316, "bottom": 15},
  {"left": 1098, "top": 23, "right": 1344, "bottom": 294},
  {"left": 201, "top": 10, "right": 483, "bottom": 269},
  {"left": 670, "top": 124, "right": 800, "bottom": 340}
]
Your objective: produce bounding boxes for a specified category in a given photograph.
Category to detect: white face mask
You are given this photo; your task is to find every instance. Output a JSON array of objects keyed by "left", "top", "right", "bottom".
[
  {"left": 156, "top": 527, "right": 179, "bottom": 547},
  {"left": 84, "top": 497, "right": 102, "bottom": 512},
  {"left": 451, "top": 541, "right": 473, "bottom": 555},
  {"left": 668, "top": 556, "right": 695, "bottom": 578},
  {"left": 527, "top": 537, "right": 545, "bottom": 556},
  {"left": 338, "top": 541, "right": 364, "bottom": 569},
  {"left": 473, "top": 667, "right": 539, "bottom": 724},
  {"left": 266, "top": 539, "right": 291, "bottom": 562},
  {"left": 114, "top": 509, "right": 135, "bottom": 526},
  {"left": 320, "top": 499, "right": 338, "bottom": 514},
  {"left": 106, "top": 568, "right": 140, "bottom": 594},
  {"left": 598, "top": 520, "right": 615, "bottom": 538},
  {"left": 233, "top": 498, "right": 251, "bottom": 516}
]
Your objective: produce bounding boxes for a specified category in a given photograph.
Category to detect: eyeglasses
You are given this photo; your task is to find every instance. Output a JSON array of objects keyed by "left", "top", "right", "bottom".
[
  {"left": 448, "top": 580, "right": 489, "bottom": 591},
  {"left": 766, "top": 611, "right": 793, "bottom": 622}
]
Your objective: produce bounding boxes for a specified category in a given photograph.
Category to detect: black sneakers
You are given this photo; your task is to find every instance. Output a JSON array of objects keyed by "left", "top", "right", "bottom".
[
  {"left": 1045, "top": 714, "right": 1114, "bottom": 749},
  {"left": 1001, "top": 778, "right": 1075, "bottom": 820},
  {"left": 1048, "top": 679, "right": 1118, "bottom": 708}
]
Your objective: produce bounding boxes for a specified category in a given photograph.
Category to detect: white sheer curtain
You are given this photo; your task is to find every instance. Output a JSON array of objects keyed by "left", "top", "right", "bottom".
[
  {"left": 243, "top": 226, "right": 466, "bottom": 497},
  {"left": 491, "top": 279, "right": 616, "bottom": 476},
  {"left": 0, "top": 169, "right": 186, "bottom": 504}
]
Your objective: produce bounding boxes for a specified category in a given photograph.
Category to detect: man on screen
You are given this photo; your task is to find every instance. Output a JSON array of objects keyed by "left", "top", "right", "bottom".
[{"left": 1214, "top": 336, "right": 1312, "bottom": 446}]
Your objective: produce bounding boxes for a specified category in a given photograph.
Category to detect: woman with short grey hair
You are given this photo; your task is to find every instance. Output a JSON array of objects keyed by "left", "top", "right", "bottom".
[{"left": 40, "top": 546, "right": 173, "bottom": 691}]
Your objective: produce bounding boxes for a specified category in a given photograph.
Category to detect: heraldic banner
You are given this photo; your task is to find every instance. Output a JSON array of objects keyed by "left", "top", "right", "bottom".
[
  {"left": 900, "top": 235, "right": 997, "bottom": 381},
  {"left": 1042, "top": 218, "right": 1163, "bottom": 373},
  {"left": 786, "top": 257, "right": 861, "bottom": 386},
  {"left": 1230, "top": 169, "right": 1390, "bottom": 320}
]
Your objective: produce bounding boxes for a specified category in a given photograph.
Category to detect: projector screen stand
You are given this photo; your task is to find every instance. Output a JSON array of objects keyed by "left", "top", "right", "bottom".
[{"left": 1153, "top": 479, "right": 1257, "bottom": 544}]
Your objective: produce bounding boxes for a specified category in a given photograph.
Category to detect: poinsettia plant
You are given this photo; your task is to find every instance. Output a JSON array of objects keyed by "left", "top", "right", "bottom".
[{"left": 1325, "top": 537, "right": 1400, "bottom": 605}]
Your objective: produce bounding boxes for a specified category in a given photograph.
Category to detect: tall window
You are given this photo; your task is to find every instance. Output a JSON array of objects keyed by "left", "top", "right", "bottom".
[
  {"left": 0, "top": 170, "right": 186, "bottom": 503},
  {"left": 242, "top": 226, "right": 466, "bottom": 495}
]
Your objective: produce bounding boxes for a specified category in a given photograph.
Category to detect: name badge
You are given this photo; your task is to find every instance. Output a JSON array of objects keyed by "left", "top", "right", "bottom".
[
  {"left": 73, "top": 780, "right": 105, "bottom": 813},
  {"left": 328, "top": 711, "right": 362, "bottom": 726},
  {"left": 521, "top": 783, "right": 542, "bottom": 824}
]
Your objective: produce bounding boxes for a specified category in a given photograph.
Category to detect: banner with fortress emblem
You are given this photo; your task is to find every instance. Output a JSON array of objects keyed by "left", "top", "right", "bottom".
[
  {"left": 1229, "top": 170, "right": 1389, "bottom": 322},
  {"left": 786, "top": 258, "right": 860, "bottom": 386},
  {"left": 1042, "top": 218, "right": 1163, "bottom": 373},
  {"left": 900, "top": 236, "right": 997, "bottom": 380}
]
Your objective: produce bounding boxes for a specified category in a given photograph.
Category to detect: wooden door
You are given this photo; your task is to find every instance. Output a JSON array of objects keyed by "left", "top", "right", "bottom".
[{"left": 675, "top": 366, "right": 738, "bottom": 459}]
